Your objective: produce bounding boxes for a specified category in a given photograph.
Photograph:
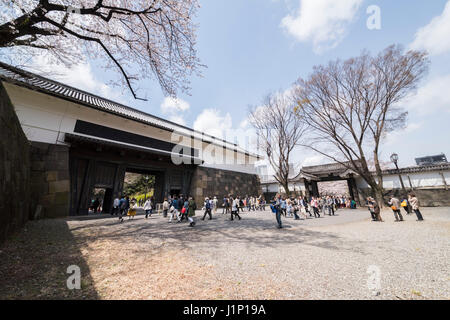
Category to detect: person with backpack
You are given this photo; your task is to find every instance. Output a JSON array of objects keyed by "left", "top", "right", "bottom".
[
  {"left": 401, "top": 198, "right": 411, "bottom": 215},
  {"left": 118, "top": 196, "right": 127, "bottom": 223},
  {"left": 388, "top": 196, "right": 404, "bottom": 222},
  {"left": 270, "top": 194, "right": 283, "bottom": 228},
  {"left": 202, "top": 197, "right": 212, "bottom": 220}
]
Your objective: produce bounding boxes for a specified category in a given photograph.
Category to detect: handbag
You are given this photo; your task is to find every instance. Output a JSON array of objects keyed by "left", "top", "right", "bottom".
[
  {"left": 401, "top": 200, "right": 407, "bottom": 207},
  {"left": 391, "top": 206, "right": 397, "bottom": 211},
  {"left": 181, "top": 207, "right": 186, "bottom": 214}
]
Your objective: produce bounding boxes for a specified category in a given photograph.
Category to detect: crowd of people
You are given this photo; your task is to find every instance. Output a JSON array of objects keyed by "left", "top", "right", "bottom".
[
  {"left": 368, "top": 193, "right": 425, "bottom": 222},
  {"left": 268, "top": 194, "right": 353, "bottom": 228},
  {"left": 109, "top": 191, "right": 424, "bottom": 229}
]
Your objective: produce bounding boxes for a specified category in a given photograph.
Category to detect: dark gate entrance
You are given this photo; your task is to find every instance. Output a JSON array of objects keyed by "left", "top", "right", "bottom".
[
  {"left": 66, "top": 134, "right": 196, "bottom": 216},
  {"left": 299, "top": 163, "right": 361, "bottom": 205}
]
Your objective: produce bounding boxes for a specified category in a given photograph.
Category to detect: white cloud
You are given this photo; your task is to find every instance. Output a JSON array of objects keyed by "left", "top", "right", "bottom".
[
  {"left": 401, "top": 74, "right": 450, "bottom": 115},
  {"left": 193, "top": 109, "right": 232, "bottom": 139},
  {"left": 29, "top": 55, "right": 123, "bottom": 102},
  {"left": 168, "top": 115, "right": 187, "bottom": 126},
  {"left": 193, "top": 108, "right": 259, "bottom": 154},
  {"left": 160, "top": 96, "right": 190, "bottom": 113},
  {"left": 384, "top": 122, "right": 422, "bottom": 146},
  {"left": 409, "top": 1, "right": 450, "bottom": 56},
  {"left": 301, "top": 155, "right": 329, "bottom": 167},
  {"left": 280, "top": 0, "right": 363, "bottom": 53}
]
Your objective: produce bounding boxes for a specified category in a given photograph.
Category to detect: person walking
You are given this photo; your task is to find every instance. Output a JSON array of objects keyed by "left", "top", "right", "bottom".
[
  {"left": 162, "top": 198, "right": 170, "bottom": 218},
  {"left": 202, "top": 197, "right": 212, "bottom": 220},
  {"left": 401, "top": 198, "right": 411, "bottom": 215},
  {"left": 388, "top": 196, "right": 404, "bottom": 222},
  {"left": 143, "top": 198, "right": 152, "bottom": 218},
  {"left": 280, "top": 197, "right": 287, "bottom": 217},
  {"left": 223, "top": 196, "right": 230, "bottom": 214},
  {"left": 292, "top": 198, "right": 301, "bottom": 220},
  {"left": 230, "top": 196, "right": 242, "bottom": 221},
  {"left": 127, "top": 199, "right": 137, "bottom": 220},
  {"left": 271, "top": 194, "right": 283, "bottom": 228},
  {"left": 118, "top": 195, "right": 127, "bottom": 222},
  {"left": 367, "top": 197, "right": 377, "bottom": 221},
  {"left": 368, "top": 197, "right": 383, "bottom": 222},
  {"left": 311, "top": 197, "right": 320, "bottom": 218},
  {"left": 212, "top": 196, "right": 218, "bottom": 215},
  {"left": 187, "top": 197, "right": 197, "bottom": 227},
  {"left": 169, "top": 197, "right": 180, "bottom": 223},
  {"left": 112, "top": 197, "right": 120, "bottom": 216},
  {"left": 408, "top": 194, "right": 424, "bottom": 221},
  {"left": 180, "top": 197, "right": 189, "bottom": 222}
]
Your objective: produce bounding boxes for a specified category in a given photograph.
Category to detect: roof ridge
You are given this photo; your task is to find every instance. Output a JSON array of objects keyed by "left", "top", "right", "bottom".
[{"left": 0, "top": 61, "right": 262, "bottom": 159}]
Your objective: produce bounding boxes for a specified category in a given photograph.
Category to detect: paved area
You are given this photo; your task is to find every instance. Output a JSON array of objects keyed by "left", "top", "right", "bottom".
[{"left": 0, "top": 207, "right": 449, "bottom": 299}]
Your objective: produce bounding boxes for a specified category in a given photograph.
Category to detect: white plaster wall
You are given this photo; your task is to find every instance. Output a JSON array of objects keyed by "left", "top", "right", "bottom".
[
  {"left": 262, "top": 182, "right": 306, "bottom": 193},
  {"left": 4, "top": 83, "right": 259, "bottom": 171},
  {"left": 355, "top": 172, "right": 448, "bottom": 189}
]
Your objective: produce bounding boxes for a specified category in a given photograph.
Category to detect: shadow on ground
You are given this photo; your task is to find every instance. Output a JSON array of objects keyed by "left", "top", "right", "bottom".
[
  {"left": 69, "top": 211, "right": 362, "bottom": 254},
  {"left": 0, "top": 219, "right": 99, "bottom": 299}
]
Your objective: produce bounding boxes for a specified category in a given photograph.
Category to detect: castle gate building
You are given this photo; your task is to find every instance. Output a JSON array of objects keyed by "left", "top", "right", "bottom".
[{"left": 0, "top": 62, "right": 262, "bottom": 217}]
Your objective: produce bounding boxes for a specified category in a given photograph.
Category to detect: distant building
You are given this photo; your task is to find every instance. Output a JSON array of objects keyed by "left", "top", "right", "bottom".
[{"left": 415, "top": 154, "right": 447, "bottom": 166}]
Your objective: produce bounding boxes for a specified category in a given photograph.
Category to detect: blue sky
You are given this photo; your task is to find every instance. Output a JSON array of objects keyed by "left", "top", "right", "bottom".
[{"left": 21, "top": 0, "right": 450, "bottom": 169}]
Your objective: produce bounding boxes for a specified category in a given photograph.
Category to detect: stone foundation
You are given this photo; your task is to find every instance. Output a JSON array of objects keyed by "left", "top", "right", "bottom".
[
  {"left": 357, "top": 187, "right": 450, "bottom": 207},
  {"left": 0, "top": 82, "right": 31, "bottom": 243},
  {"left": 29, "top": 142, "right": 70, "bottom": 218},
  {"left": 189, "top": 166, "right": 261, "bottom": 206}
]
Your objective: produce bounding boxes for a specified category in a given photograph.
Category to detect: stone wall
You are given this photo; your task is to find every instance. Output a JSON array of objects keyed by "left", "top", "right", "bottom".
[
  {"left": 357, "top": 187, "right": 450, "bottom": 207},
  {"left": 29, "top": 142, "right": 70, "bottom": 218},
  {"left": 189, "top": 166, "right": 261, "bottom": 206},
  {"left": 0, "top": 82, "right": 30, "bottom": 243}
]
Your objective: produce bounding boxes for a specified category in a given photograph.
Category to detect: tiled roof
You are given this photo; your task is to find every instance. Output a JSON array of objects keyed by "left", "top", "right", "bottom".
[
  {"left": 0, "top": 61, "right": 262, "bottom": 159},
  {"left": 382, "top": 163, "right": 450, "bottom": 175}
]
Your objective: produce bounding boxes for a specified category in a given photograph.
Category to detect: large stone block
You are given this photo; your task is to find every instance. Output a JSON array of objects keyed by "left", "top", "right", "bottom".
[
  {"left": 189, "top": 167, "right": 262, "bottom": 207},
  {"left": 49, "top": 179, "right": 70, "bottom": 194}
]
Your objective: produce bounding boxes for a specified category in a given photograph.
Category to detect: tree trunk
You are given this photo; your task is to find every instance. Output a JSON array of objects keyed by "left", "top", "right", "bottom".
[
  {"left": 373, "top": 150, "right": 385, "bottom": 208},
  {"left": 282, "top": 182, "right": 290, "bottom": 197}
]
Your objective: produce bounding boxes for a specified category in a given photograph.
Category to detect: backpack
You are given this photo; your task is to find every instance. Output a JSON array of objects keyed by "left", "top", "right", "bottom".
[{"left": 205, "top": 201, "right": 211, "bottom": 209}]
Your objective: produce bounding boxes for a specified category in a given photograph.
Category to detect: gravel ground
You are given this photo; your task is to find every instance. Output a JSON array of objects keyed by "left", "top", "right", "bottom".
[{"left": 0, "top": 206, "right": 448, "bottom": 299}]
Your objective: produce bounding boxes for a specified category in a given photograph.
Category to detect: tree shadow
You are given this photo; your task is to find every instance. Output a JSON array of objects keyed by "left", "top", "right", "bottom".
[
  {"left": 70, "top": 213, "right": 366, "bottom": 255},
  {"left": 0, "top": 219, "right": 99, "bottom": 299}
]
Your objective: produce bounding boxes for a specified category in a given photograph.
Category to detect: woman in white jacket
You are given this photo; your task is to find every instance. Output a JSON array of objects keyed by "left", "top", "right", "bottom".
[{"left": 143, "top": 198, "right": 152, "bottom": 218}]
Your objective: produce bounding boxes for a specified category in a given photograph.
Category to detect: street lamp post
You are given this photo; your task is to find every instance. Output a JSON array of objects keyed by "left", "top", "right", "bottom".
[
  {"left": 390, "top": 153, "right": 411, "bottom": 213},
  {"left": 390, "top": 153, "right": 407, "bottom": 193}
]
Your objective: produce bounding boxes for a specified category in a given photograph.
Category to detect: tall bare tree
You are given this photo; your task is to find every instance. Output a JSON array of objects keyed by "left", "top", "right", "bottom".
[
  {"left": 249, "top": 92, "right": 306, "bottom": 196},
  {"left": 293, "top": 45, "right": 429, "bottom": 205},
  {"left": 0, "top": 0, "right": 202, "bottom": 100}
]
